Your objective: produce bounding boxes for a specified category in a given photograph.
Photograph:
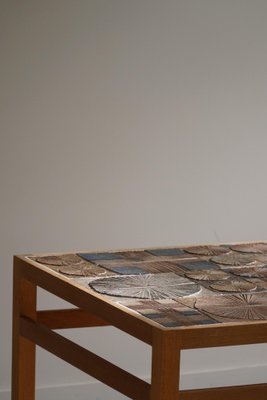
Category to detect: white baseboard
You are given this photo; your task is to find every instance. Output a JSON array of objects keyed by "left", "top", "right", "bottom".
[{"left": 1, "top": 364, "right": 266, "bottom": 400}]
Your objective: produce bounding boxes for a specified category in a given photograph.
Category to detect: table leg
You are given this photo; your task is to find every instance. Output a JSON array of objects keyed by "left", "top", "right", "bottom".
[
  {"left": 12, "top": 263, "right": 37, "bottom": 400},
  {"left": 150, "top": 329, "right": 180, "bottom": 400}
]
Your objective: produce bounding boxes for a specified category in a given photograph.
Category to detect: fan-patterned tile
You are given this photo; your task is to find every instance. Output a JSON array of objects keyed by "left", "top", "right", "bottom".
[
  {"left": 89, "top": 273, "right": 201, "bottom": 300},
  {"left": 211, "top": 252, "right": 256, "bottom": 266},
  {"left": 185, "top": 269, "right": 230, "bottom": 281},
  {"left": 196, "top": 292, "right": 267, "bottom": 322},
  {"left": 222, "top": 265, "right": 267, "bottom": 279},
  {"left": 32, "top": 254, "right": 112, "bottom": 277},
  {"left": 209, "top": 279, "right": 257, "bottom": 293},
  {"left": 184, "top": 245, "right": 230, "bottom": 256},
  {"left": 35, "top": 254, "right": 84, "bottom": 267},
  {"left": 230, "top": 242, "right": 267, "bottom": 254}
]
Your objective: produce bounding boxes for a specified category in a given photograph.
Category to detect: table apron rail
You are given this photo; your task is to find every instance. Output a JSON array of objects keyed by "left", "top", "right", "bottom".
[{"left": 178, "top": 323, "right": 267, "bottom": 349}]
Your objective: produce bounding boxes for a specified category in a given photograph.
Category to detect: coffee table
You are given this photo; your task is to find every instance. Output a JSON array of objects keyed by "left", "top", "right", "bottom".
[{"left": 12, "top": 242, "right": 267, "bottom": 399}]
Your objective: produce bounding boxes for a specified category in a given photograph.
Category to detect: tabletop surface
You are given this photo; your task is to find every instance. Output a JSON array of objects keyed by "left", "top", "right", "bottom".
[{"left": 26, "top": 242, "right": 267, "bottom": 329}]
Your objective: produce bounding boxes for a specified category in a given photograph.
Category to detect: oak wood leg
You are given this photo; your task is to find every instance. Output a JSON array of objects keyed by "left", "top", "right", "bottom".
[
  {"left": 150, "top": 329, "right": 180, "bottom": 400},
  {"left": 12, "top": 263, "right": 37, "bottom": 400}
]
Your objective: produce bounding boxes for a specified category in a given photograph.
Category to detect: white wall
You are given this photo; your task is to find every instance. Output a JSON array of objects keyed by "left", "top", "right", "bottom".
[{"left": 1, "top": 0, "right": 267, "bottom": 398}]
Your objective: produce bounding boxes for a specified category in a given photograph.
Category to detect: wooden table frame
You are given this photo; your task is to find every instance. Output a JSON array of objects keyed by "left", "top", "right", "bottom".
[{"left": 12, "top": 255, "right": 267, "bottom": 400}]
